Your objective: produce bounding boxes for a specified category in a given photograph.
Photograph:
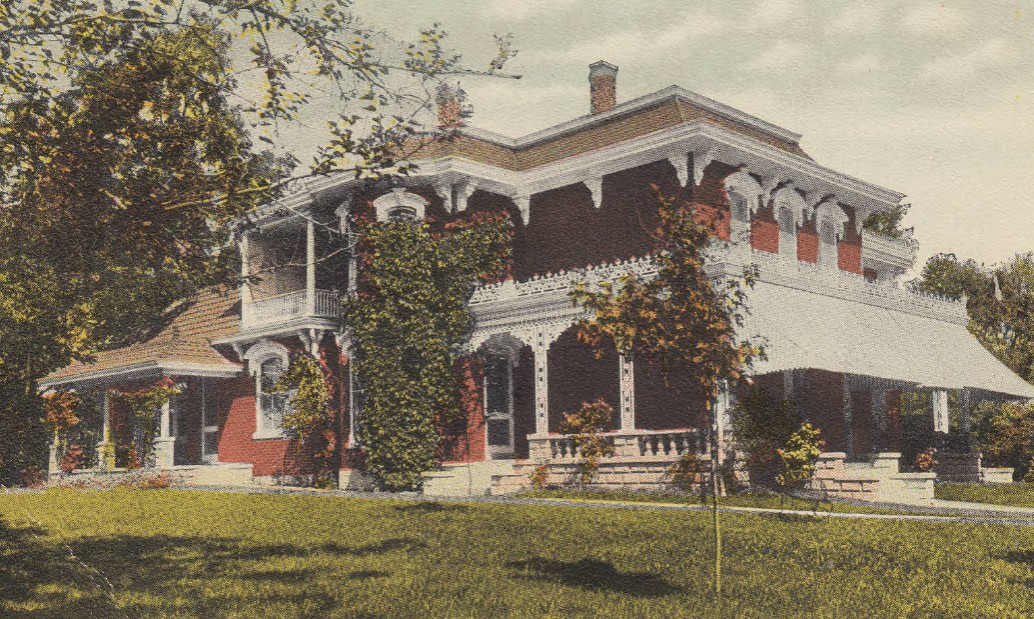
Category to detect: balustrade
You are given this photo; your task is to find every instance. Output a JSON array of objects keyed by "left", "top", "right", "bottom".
[{"left": 243, "top": 289, "right": 342, "bottom": 329}]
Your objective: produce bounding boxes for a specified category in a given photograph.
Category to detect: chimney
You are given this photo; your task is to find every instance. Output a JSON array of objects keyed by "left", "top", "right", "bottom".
[
  {"left": 589, "top": 61, "right": 618, "bottom": 115},
  {"left": 436, "top": 81, "right": 473, "bottom": 129}
]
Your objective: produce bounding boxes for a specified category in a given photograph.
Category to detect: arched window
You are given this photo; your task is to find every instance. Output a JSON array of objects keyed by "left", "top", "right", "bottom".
[
  {"left": 242, "top": 340, "right": 292, "bottom": 439},
  {"left": 819, "top": 219, "right": 837, "bottom": 266},
  {"left": 778, "top": 205, "right": 796, "bottom": 259},
  {"left": 729, "top": 192, "right": 750, "bottom": 243},
  {"left": 372, "top": 188, "right": 427, "bottom": 223}
]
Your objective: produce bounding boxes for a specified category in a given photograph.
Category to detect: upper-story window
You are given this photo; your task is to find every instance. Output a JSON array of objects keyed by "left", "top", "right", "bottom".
[
  {"left": 242, "top": 340, "right": 293, "bottom": 439},
  {"left": 777, "top": 205, "right": 796, "bottom": 259},
  {"left": 723, "top": 170, "right": 762, "bottom": 245},
  {"left": 819, "top": 219, "right": 837, "bottom": 266},
  {"left": 373, "top": 188, "right": 428, "bottom": 223},
  {"left": 729, "top": 192, "right": 750, "bottom": 243},
  {"left": 815, "top": 198, "right": 849, "bottom": 269}
]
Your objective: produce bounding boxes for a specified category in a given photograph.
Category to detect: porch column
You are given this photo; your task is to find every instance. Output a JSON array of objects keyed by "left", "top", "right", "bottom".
[
  {"left": 960, "top": 388, "right": 972, "bottom": 433},
  {"left": 872, "top": 384, "right": 889, "bottom": 452},
  {"left": 48, "top": 432, "right": 60, "bottom": 477},
  {"left": 345, "top": 340, "right": 360, "bottom": 449},
  {"left": 96, "top": 389, "right": 111, "bottom": 470},
  {"left": 306, "top": 219, "right": 317, "bottom": 315},
  {"left": 842, "top": 374, "right": 854, "bottom": 455},
  {"left": 932, "top": 389, "right": 950, "bottom": 434},
  {"left": 533, "top": 330, "right": 550, "bottom": 435},
  {"left": 154, "top": 395, "right": 176, "bottom": 469},
  {"left": 618, "top": 352, "right": 635, "bottom": 430}
]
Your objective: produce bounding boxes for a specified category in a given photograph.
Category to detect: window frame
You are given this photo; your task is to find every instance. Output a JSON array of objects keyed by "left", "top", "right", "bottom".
[{"left": 242, "top": 340, "right": 293, "bottom": 440}]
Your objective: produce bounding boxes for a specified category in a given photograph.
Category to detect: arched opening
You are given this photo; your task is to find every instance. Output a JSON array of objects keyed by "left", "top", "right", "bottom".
[
  {"left": 729, "top": 192, "right": 750, "bottom": 244},
  {"left": 819, "top": 219, "right": 837, "bottom": 267},
  {"left": 777, "top": 205, "right": 797, "bottom": 259}
]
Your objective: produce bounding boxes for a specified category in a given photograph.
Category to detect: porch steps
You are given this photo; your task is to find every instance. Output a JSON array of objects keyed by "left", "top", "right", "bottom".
[
  {"left": 421, "top": 460, "right": 516, "bottom": 496},
  {"left": 171, "top": 463, "right": 255, "bottom": 487}
]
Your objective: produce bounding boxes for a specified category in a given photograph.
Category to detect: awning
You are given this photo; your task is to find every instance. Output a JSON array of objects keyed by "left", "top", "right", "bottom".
[{"left": 740, "top": 280, "right": 1034, "bottom": 398}]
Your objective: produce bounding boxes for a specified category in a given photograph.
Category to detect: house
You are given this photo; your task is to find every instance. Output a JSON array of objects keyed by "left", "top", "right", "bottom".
[{"left": 41, "top": 61, "right": 1034, "bottom": 501}]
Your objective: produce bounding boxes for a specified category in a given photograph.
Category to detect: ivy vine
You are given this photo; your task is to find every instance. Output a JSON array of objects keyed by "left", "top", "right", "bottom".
[
  {"left": 111, "top": 378, "right": 181, "bottom": 467},
  {"left": 343, "top": 210, "right": 512, "bottom": 491},
  {"left": 273, "top": 355, "right": 337, "bottom": 488}
]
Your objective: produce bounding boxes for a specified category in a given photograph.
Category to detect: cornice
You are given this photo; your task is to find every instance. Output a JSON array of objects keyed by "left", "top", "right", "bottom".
[{"left": 39, "top": 361, "right": 243, "bottom": 390}]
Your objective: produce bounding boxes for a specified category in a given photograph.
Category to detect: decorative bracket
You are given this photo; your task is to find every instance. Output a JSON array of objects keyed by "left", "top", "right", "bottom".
[
  {"left": 511, "top": 192, "right": 531, "bottom": 226},
  {"left": 455, "top": 180, "right": 478, "bottom": 212},
  {"left": 584, "top": 177, "right": 603, "bottom": 209},
  {"left": 433, "top": 182, "right": 453, "bottom": 213},
  {"left": 667, "top": 153, "right": 689, "bottom": 188}
]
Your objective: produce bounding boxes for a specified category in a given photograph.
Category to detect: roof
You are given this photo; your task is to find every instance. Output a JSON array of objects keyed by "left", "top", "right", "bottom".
[
  {"left": 412, "top": 87, "right": 811, "bottom": 172},
  {"left": 41, "top": 287, "right": 242, "bottom": 389},
  {"left": 742, "top": 280, "right": 1034, "bottom": 398}
]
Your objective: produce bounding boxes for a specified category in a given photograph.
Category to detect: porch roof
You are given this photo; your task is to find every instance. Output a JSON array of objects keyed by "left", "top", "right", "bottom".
[
  {"left": 741, "top": 280, "right": 1034, "bottom": 398},
  {"left": 40, "top": 287, "right": 242, "bottom": 390}
]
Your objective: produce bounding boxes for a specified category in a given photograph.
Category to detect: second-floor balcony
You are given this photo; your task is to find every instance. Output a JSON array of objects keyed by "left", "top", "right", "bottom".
[{"left": 241, "top": 289, "right": 342, "bottom": 331}]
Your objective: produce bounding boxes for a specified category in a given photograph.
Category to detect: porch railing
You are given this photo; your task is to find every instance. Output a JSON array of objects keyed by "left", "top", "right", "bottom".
[
  {"left": 242, "top": 289, "right": 342, "bottom": 329},
  {"left": 530, "top": 428, "right": 704, "bottom": 461}
]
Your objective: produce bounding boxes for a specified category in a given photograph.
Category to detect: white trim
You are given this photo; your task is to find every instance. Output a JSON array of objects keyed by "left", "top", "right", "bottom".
[
  {"left": 39, "top": 361, "right": 242, "bottom": 390},
  {"left": 372, "top": 188, "right": 428, "bottom": 222},
  {"left": 241, "top": 340, "right": 291, "bottom": 374}
]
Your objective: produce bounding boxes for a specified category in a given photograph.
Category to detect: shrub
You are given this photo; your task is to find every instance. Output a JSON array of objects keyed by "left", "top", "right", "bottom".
[
  {"left": 18, "top": 465, "right": 46, "bottom": 488},
  {"left": 667, "top": 451, "right": 704, "bottom": 493},
  {"left": 529, "top": 463, "right": 549, "bottom": 489},
  {"left": 558, "top": 399, "right": 614, "bottom": 485},
  {"left": 775, "top": 423, "right": 823, "bottom": 488},
  {"left": 730, "top": 387, "right": 810, "bottom": 488},
  {"left": 971, "top": 400, "right": 1034, "bottom": 479},
  {"left": 914, "top": 447, "right": 938, "bottom": 472},
  {"left": 59, "top": 444, "right": 85, "bottom": 474}
]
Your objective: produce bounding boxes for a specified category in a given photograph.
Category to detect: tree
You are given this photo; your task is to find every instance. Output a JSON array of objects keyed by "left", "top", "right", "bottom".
[
  {"left": 572, "top": 188, "right": 761, "bottom": 595},
  {"left": 343, "top": 212, "right": 511, "bottom": 491},
  {"left": 914, "top": 252, "right": 1034, "bottom": 383},
  {"left": 0, "top": 2, "right": 517, "bottom": 481},
  {"left": 862, "top": 203, "right": 910, "bottom": 239}
]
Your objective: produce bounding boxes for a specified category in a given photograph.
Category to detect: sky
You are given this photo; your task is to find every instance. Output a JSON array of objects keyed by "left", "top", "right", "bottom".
[{"left": 343, "top": 0, "right": 1033, "bottom": 270}]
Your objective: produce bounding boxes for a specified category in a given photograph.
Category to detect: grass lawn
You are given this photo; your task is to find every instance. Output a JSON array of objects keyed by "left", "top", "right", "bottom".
[
  {"left": 2, "top": 489, "right": 1034, "bottom": 618},
  {"left": 937, "top": 482, "right": 1034, "bottom": 509}
]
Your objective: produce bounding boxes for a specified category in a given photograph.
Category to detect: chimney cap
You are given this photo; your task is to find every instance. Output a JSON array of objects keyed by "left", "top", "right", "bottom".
[{"left": 589, "top": 60, "right": 618, "bottom": 79}]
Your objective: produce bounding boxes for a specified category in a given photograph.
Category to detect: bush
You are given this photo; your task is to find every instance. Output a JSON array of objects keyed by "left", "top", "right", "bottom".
[
  {"left": 729, "top": 387, "right": 810, "bottom": 488},
  {"left": 529, "top": 463, "right": 549, "bottom": 489},
  {"left": 18, "top": 465, "right": 46, "bottom": 488},
  {"left": 971, "top": 400, "right": 1034, "bottom": 479},
  {"left": 914, "top": 447, "right": 938, "bottom": 472},
  {"left": 775, "top": 423, "right": 823, "bottom": 488},
  {"left": 558, "top": 400, "right": 614, "bottom": 485},
  {"left": 59, "top": 444, "right": 85, "bottom": 474}
]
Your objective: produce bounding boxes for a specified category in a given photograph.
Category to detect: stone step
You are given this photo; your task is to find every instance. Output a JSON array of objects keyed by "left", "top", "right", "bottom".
[
  {"left": 421, "top": 460, "right": 517, "bottom": 496},
  {"left": 171, "top": 463, "right": 255, "bottom": 487}
]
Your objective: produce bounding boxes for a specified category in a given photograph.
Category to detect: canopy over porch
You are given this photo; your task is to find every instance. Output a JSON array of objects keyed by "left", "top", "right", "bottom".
[{"left": 741, "top": 279, "right": 1034, "bottom": 399}]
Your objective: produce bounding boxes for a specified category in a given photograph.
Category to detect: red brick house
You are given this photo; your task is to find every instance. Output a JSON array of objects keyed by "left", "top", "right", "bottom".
[{"left": 42, "top": 61, "right": 1034, "bottom": 501}]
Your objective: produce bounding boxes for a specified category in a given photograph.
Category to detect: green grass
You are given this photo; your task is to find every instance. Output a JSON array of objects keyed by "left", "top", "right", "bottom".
[
  {"left": 937, "top": 482, "right": 1034, "bottom": 509},
  {"left": 520, "top": 489, "right": 904, "bottom": 514},
  {"left": 3, "top": 488, "right": 1034, "bottom": 618}
]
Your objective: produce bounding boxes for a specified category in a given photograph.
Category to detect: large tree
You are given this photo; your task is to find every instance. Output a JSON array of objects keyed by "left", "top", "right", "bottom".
[{"left": 0, "top": 1, "right": 515, "bottom": 480}]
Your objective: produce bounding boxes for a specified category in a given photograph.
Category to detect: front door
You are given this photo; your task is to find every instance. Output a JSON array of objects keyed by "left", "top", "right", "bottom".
[
  {"left": 484, "top": 354, "right": 514, "bottom": 459},
  {"left": 201, "top": 379, "right": 220, "bottom": 464}
]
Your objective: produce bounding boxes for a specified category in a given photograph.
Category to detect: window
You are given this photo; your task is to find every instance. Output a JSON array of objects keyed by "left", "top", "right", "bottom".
[
  {"left": 778, "top": 205, "right": 796, "bottom": 258},
  {"left": 257, "top": 357, "right": 289, "bottom": 437},
  {"left": 819, "top": 219, "right": 837, "bottom": 267},
  {"left": 729, "top": 192, "right": 750, "bottom": 243},
  {"left": 242, "top": 340, "right": 293, "bottom": 439}
]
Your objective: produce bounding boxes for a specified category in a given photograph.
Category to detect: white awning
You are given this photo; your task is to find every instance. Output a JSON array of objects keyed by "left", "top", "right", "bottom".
[{"left": 740, "top": 281, "right": 1034, "bottom": 398}]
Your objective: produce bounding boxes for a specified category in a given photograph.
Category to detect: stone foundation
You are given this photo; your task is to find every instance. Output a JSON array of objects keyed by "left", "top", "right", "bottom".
[{"left": 806, "top": 452, "right": 935, "bottom": 505}]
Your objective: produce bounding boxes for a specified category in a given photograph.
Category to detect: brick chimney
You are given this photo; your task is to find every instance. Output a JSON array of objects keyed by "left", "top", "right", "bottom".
[
  {"left": 589, "top": 61, "right": 618, "bottom": 115},
  {"left": 436, "top": 81, "right": 473, "bottom": 129}
]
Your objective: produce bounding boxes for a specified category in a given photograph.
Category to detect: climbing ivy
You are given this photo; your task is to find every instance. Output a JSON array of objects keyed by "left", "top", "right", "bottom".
[
  {"left": 111, "top": 378, "right": 180, "bottom": 467},
  {"left": 344, "top": 210, "right": 512, "bottom": 491},
  {"left": 273, "top": 355, "right": 337, "bottom": 488}
]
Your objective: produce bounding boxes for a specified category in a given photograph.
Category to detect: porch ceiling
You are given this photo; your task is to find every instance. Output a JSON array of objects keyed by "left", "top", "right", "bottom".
[{"left": 741, "top": 280, "right": 1034, "bottom": 398}]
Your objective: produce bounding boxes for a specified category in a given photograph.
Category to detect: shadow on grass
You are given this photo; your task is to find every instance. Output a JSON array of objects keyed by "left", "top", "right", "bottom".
[
  {"left": 0, "top": 515, "right": 417, "bottom": 618},
  {"left": 505, "top": 557, "right": 679, "bottom": 597}
]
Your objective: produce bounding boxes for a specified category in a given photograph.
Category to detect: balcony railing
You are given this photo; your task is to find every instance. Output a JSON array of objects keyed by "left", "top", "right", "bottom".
[
  {"left": 242, "top": 289, "right": 342, "bottom": 330},
  {"left": 529, "top": 428, "right": 706, "bottom": 461}
]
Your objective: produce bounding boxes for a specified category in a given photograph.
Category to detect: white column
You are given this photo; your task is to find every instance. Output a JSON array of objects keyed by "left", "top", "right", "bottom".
[
  {"left": 533, "top": 331, "right": 550, "bottom": 435},
  {"left": 618, "top": 352, "right": 635, "bottom": 430},
  {"left": 842, "top": 374, "right": 854, "bottom": 455},
  {"left": 346, "top": 340, "right": 360, "bottom": 449},
  {"left": 932, "top": 389, "right": 950, "bottom": 433},
  {"left": 48, "top": 432, "right": 60, "bottom": 477},
  {"left": 154, "top": 394, "right": 176, "bottom": 469},
  {"left": 97, "top": 390, "right": 111, "bottom": 470},
  {"left": 872, "top": 385, "right": 889, "bottom": 452},
  {"left": 306, "top": 219, "right": 317, "bottom": 315}
]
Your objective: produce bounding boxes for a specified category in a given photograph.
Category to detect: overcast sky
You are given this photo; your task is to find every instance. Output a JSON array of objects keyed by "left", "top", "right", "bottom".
[{"left": 346, "top": 1, "right": 1032, "bottom": 270}]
